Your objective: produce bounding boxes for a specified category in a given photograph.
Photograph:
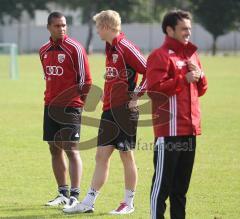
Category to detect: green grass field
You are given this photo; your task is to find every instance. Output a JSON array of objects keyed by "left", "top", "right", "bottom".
[{"left": 0, "top": 54, "right": 239, "bottom": 219}]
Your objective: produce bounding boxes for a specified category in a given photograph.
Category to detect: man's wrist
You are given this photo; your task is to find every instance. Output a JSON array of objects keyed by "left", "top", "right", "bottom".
[{"left": 200, "top": 71, "right": 204, "bottom": 79}]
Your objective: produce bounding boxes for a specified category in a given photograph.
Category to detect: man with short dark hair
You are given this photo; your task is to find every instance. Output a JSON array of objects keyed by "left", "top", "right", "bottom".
[
  {"left": 39, "top": 11, "right": 92, "bottom": 209},
  {"left": 146, "top": 10, "right": 208, "bottom": 219}
]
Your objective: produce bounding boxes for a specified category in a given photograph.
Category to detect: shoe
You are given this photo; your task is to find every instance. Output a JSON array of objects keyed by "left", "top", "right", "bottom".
[
  {"left": 45, "top": 194, "right": 69, "bottom": 206},
  {"left": 109, "top": 202, "right": 134, "bottom": 215},
  {"left": 63, "top": 202, "right": 94, "bottom": 213},
  {"left": 63, "top": 196, "right": 79, "bottom": 209}
]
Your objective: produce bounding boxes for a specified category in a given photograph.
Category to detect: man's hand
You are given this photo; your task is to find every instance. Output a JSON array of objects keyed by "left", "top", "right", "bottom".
[
  {"left": 185, "top": 71, "right": 201, "bottom": 83},
  {"left": 128, "top": 94, "right": 138, "bottom": 112},
  {"left": 186, "top": 60, "right": 202, "bottom": 83},
  {"left": 128, "top": 99, "right": 138, "bottom": 108}
]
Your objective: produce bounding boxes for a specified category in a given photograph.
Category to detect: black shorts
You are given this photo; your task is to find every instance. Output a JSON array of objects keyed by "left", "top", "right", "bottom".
[
  {"left": 97, "top": 104, "right": 139, "bottom": 151},
  {"left": 43, "top": 106, "right": 82, "bottom": 142}
]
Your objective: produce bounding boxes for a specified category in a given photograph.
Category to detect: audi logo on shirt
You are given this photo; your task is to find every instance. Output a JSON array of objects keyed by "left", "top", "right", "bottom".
[
  {"left": 105, "top": 67, "right": 118, "bottom": 79},
  {"left": 46, "top": 66, "right": 64, "bottom": 76}
]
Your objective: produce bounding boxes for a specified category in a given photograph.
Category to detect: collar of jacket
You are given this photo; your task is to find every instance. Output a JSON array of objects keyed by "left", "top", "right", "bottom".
[
  {"left": 106, "top": 32, "right": 125, "bottom": 50},
  {"left": 163, "top": 36, "right": 197, "bottom": 58},
  {"left": 49, "top": 35, "right": 68, "bottom": 46}
]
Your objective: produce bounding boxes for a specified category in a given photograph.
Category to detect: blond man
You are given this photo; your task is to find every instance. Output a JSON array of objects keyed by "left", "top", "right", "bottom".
[{"left": 64, "top": 10, "right": 146, "bottom": 215}]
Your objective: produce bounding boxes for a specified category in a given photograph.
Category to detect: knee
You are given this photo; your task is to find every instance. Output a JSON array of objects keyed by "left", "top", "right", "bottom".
[
  {"left": 120, "top": 151, "right": 135, "bottom": 164},
  {"left": 95, "top": 152, "right": 109, "bottom": 165},
  {"left": 65, "top": 150, "right": 80, "bottom": 160},
  {"left": 49, "top": 142, "right": 63, "bottom": 157}
]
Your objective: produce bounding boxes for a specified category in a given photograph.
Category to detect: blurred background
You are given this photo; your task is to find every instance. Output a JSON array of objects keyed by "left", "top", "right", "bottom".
[{"left": 0, "top": 0, "right": 240, "bottom": 55}]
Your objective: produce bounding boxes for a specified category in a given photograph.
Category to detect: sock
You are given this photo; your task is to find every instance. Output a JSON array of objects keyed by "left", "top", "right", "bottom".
[
  {"left": 70, "top": 187, "right": 80, "bottom": 199},
  {"left": 124, "top": 189, "right": 135, "bottom": 208},
  {"left": 82, "top": 187, "right": 100, "bottom": 207},
  {"left": 58, "top": 185, "right": 69, "bottom": 197}
]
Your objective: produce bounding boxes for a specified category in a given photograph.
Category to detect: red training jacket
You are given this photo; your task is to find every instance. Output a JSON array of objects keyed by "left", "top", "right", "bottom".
[
  {"left": 39, "top": 35, "right": 92, "bottom": 107},
  {"left": 146, "top": 36, "right": 208, "bottom": 137},
  {"left": 103, "top": 32, "right": 147, "bottom": 111}
]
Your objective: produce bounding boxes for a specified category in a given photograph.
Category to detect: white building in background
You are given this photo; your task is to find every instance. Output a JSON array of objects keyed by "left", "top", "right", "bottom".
[{"left": 0, "top": 4, "right": 239, "bottom": 53}]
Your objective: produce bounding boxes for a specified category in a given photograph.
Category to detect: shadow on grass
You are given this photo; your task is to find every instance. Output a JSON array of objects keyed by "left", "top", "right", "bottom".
[{"left": 0, "top": 205, "right": 110, "bottom": 218}]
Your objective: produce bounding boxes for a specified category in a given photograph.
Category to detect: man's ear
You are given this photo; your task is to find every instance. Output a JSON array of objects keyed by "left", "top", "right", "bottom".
[{"left": 166, "top": 26, "right": 174, "bottom": 36}]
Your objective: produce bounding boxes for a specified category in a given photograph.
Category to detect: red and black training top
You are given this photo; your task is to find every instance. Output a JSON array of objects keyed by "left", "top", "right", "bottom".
[
  {"left": 102, "top": 32, "right": 147, "bottom": 111},
  {"left": 39, "top": 35, "right": 92, "bottom": 107}
]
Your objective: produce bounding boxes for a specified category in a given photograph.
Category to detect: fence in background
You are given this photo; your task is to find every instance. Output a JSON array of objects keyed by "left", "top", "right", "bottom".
[{"left": 0, "top": 23, "right": 239, "bottom": 53}]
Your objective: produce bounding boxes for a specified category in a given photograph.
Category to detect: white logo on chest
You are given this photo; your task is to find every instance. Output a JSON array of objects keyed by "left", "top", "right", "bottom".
[
  {"left": 176, "top": 60, "right": 186, "bottom": 69},
  {"left": 112, "top": 54, "right": 118, "bottom": 63},
  {"left": 46, "top": 66, "right": 64, "bottom": 76},
  {"left": 58, "top": 54, "right": 65, "bottom": 63},
  {"left": 168, "top": 49, "right": 175, "bottom": 54},
  {"left": 105, "top": 67, "right": 119, "bottom": 79}
]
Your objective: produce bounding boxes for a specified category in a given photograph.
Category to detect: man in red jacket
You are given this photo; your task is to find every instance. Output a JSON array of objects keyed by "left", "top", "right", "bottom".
[
  {"left": 146, "top": 10, "right": 208, "bottom": 219},
  {"left": 64, "top": 10, "right": 146, "bottom": 215},
  {"left": 39, "top": 12, "right": 92, "bottom": 209}
]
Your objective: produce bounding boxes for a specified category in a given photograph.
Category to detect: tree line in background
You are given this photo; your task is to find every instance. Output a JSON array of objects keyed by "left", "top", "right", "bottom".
[{"left": 1, "top": 0, "right": 240, "bottom": 55}]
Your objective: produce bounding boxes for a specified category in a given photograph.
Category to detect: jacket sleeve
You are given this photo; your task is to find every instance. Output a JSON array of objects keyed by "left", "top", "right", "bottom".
[
  {"left": 72, "top": 45, "right": 92, "bottom": 102},
  {"left": 197, "top": 75, "right": 207, "bottom": 97},
  {"left": 39, "top": 49, "right": 46, "bottom": 80},
  {"left": 120, "top": 40, "right": 147, "bottom": 97},
  {"left": 146, "top": 51, "right": 187, "bottom": 98},
  {"left": 195, "top": 53, "right": 208, "bottom": 97}
]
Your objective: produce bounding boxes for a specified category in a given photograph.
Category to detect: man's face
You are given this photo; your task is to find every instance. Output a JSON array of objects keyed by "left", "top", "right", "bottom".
[
  {"left": 47, "top": 17, "right": 67, "bottom": 41},
  {"left": 168, "top": 18, "right": 191, "bottom": 44},
  {"left": 96, "top": 22, "right": 109, "bottom": 41}
]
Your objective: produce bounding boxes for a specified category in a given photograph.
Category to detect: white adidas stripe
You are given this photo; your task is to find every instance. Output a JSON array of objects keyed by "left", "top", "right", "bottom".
[
  {"left": 120, "top": 39, "right": 146, "bottom": 67},
  {"left": 151, "top": 137, "right": 164, "bottom": 219},
  {"left": 66, "top": 38, "right": 85, "bottom": 86},
  {"left": 119, "top": 39, "right": 147, "bottom": 94},
  {"left": 40, "top": 41, "right": 51, "bottom": 59},
  {"left": 174, "top": 95, "right": 177, "bottom": 135},
  {"left": 116, "top": 43, "right": 146, "bottom": 95},
  {"left": 169, "top": 95, "right": 177, "bottom": 136},
  {"left": 121, "top": 39, "right": 146, "bottom": 64},
  {"left": 65, "top": 39, "right": 85, "bottom": 87},
  {"left": 150, "top": 139, "right": 160, "bottom": 219},
  {"left": 134, "top": 79, "right": 147, "bottom": 93},
  {"left": 41, "top": 40, "right": 50, "bottom": 49}
]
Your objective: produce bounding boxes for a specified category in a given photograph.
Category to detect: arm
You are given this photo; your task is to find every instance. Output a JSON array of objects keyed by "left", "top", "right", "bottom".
[
  {"left": 39, "top": 50, "right": 46, "bottom": 80},
  {"left": 120, "top": 40, "right": 147, "bottom": 96},
  {"left": 146, "top": 51, "right": 187, "bottom": 98},
  {"left": 120, "top": 40, "right": 147, "bottom": 108},
  {"left": 73, "top": 45, "right": 92, "bottom": 102},
  {"left": 197, "top": 73, "right": 208, "bottom": 97},
  {"left": 187, "top": 54, "right": 208, "bottom": 96}
]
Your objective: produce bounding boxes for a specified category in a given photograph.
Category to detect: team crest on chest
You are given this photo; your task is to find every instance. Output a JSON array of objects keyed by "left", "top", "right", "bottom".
[
  {"left": 58, "top": 54, "right": 65, "bottom": 63},
  {"left": 176, "top": 60, "right": 186, "bottom": 69},
  {"left": 112, "top": 54, "right": 118, "bottom": 63}
]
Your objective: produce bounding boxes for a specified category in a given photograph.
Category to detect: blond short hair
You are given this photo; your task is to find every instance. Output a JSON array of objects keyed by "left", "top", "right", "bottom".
[{"left": 93, "top": 10, "right": 121, "bottom": 32}]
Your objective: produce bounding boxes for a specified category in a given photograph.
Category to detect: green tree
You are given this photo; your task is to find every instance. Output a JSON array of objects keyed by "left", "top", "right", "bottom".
[
  {"left": 0, "top": 0, "right": 51, "bottom": 24},
  {"left": 152, "top": 0, "right": 191, "bottom": 21},
  {"left": 56, "top": 0, "right": 154, "bottom": 53},
  {"left": 190, "top": 0, "right": 240, "bottom": 55},
  {"left": 55, "top": 0, "right": 191, "bottom": 52}
]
